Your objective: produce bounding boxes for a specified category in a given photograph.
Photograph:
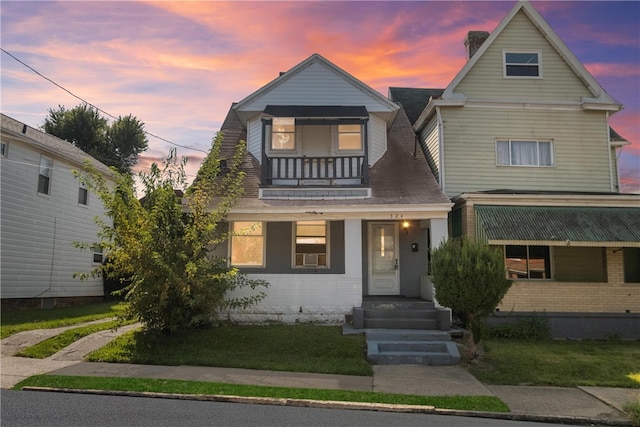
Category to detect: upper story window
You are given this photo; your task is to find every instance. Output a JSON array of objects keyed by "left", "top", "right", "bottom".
[
  {"left": 271, "top": 118, "right": 296, "bottom": 151},
  {"left": 78, "top": 182, "right": 88, "bottom": 205},
  {"left": 294, "top": 220, "right": 328, "bottom": 268},
  {"left": 504, "top": 51, "right": 541, "bottom": 78},
  {"left": 1, "top": 142, "right": 7, "bottom": 157},
  {"left": 38, "top": 155, "right": 53, "bottom": 195},
  {"left": 505, "top": 245, "right": 551, "bottom": 279},
  {"left": 496, "top": 139, "right": 553, "bottom": 167},
  {"left": 338, "top": 124, "right": 362, "bottom": 151},
  {"left": 230, "top": 221, "right": 265, "bottom": 267}
]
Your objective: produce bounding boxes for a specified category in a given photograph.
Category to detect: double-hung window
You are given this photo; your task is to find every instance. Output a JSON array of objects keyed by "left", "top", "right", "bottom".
[
  {"left": 78, "top": 182, "right": 89, "bottom": 205},
  {"left": 294, "top": 220, "right": 328, "bottom": 267},
  {"left": 271, "top": 118, "right": 296, "bottom": 151},
  {"left": 38, "top": 155, "right": 53, "bottom": 195},
  {"left": 497, "top": 139, "right": 553, "bottom": 166},
  {"left": 337, "top": 124, "right": 362, "bottom": 151},
  {"left": 505, "top": 245, "right": 551, "bottom": 279},
  {"left": 504, "top": 51, "right": 541, "bottom": 77},
  {"left": 231, "top": 222, "right": 265, "bottom": 267}
]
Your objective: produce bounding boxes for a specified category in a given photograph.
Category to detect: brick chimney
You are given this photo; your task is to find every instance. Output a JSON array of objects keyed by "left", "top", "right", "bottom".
[{"left": 464, "top": 31, "right": 490, "bottom": 59}]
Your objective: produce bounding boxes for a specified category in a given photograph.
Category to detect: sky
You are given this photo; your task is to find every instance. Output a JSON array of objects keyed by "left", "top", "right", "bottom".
[{"left": 1, "top": 1, "right": 639, "bottom": 192}]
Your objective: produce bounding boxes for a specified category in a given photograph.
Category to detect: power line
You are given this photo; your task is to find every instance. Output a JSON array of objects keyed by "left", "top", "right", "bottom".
[{"left": 1, "top": 48, "right": 209, "bottom": 154}]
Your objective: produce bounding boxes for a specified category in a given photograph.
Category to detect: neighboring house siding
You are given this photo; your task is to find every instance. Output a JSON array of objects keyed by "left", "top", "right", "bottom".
[
  {"left": 0, "top": 139, "right": 106, "bottom": 299},
  {"left": 368, "top": 114, "right": 387, "bottom": 165},
  {"left": 441, "top": 108, "right": 611, "bottom": 196},
  {"left": 455, "top": 11, "right": 593, "bottom": 102},
  {"left": 247, "top": 119, "right": 262, "bottom": 161},
  {"left": 419, "top": 116, "right": 440, "bottom": 183},
  {"left": 242, "top": 61, "right": 393, "bottom": 112}
]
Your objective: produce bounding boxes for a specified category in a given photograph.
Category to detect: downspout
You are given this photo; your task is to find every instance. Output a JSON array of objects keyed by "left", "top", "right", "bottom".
[
  {"left": 606, "top": 112, "right": 615, "bottom": 192},
  {"left": 261, "top": 118, "right": 268, "bottom": 185},
  {"left": 436, "top": 106, "right": 445, "bottom": 193},
  {"left": 363, "top": 118, "right": 370, "bottom": 185}
]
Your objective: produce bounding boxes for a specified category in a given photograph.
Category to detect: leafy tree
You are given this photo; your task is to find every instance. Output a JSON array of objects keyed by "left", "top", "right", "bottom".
[
  {"left": 430, "top": 238, "right": 512, "bottom": 359},
  {"left": 43, "top": 104, "right": 147, "bottom": 174},
  {"left": 76, "top": 133, "right": 268, "bottom": 335}
]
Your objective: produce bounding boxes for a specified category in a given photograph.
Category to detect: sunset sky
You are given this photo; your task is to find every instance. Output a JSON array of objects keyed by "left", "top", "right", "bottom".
[{"left": 2, "top": 1, "right": 638, "bottom": 192}]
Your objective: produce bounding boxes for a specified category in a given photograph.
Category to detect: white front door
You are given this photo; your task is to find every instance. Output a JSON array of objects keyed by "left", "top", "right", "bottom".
[{"left": 368, "top": 222, "right": 399, "bottom": 295}]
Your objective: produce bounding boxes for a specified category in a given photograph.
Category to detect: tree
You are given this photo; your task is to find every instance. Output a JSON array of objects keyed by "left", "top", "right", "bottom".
[
  {"left": 43, "top": 104, "right": 147, "bottom": 174},
  {"left": 76, "top": 133, "right": 268, "bottom": 335},
  {"left": 430, "top": 238, "right": 512, "bottom": 359}
]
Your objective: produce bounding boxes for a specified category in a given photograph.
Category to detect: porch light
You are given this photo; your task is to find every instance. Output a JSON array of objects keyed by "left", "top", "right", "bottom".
[{"left": 402, "top": 221, "right": 410, "bottom": 234}]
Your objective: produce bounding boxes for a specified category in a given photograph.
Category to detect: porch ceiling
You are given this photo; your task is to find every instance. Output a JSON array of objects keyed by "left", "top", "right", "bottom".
[{"left": 476, "top": 205, "right": 640, "bottom": 246}]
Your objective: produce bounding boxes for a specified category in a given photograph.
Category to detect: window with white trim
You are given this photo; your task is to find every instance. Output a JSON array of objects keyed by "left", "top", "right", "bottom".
[
  {"left": 78, "top": 182, "right": 88, "bottom": 205},
  {"left": 92, "top": 245, "right": 104, "bottom": 264},
  {"left": 504, "top": 51, "right": 541, "bottom": 77},
  {"left": 294, "top": 220, "right": 328, "bottom": 267},
  {"left": 505, "top": 245, "right": 551, "bottom": 279},
  {"left": 337, "top": 124, "right": 362, "bottom": 151},
  {"left": 271, "top": 118, "right": 296, "bottom": 151},
  {"left": 230, "top": 222, "right": 265, "bottom": 267},
  {"left": 38, "top": 155, "right": 53, "bottom": 195},
  {"left": 496, "top": 139, "right": 553, "bottom": 166}
]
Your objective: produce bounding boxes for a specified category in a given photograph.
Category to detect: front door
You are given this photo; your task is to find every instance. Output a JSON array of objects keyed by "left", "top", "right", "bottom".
[{"left": 368, "top": 222, "right": 399, "bottom": 295}]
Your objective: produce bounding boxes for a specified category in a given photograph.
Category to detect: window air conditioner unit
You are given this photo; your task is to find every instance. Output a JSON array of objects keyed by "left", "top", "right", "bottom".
[{"left": 303, "top": 253, "right": 319, "bottom": 267}]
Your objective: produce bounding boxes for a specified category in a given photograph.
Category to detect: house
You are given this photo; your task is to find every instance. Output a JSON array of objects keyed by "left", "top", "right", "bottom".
[
  {"left": 390, "top": 0, "right": 640, "bottom": 338},
  {"left": 206, "top": 54, "right": 453, "bottom": 324},
  {"left": 0, "top": 114, "right": 113, "bottom": 308}
]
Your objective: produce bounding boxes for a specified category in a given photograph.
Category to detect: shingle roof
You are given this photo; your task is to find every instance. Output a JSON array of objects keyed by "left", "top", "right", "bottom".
[
  {"left": 388, "top": 87, "right": 443, "bottom": 125},
  {"left": 476, "top": 205, "right": 640, "bottom": 244}
]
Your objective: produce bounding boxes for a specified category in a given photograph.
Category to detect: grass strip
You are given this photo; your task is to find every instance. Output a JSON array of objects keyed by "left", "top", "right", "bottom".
[
  {"left": 87, "top": 325, "right": 373, "bottom": 377},
  {"left": 470, "top": 339, "right": 640, "bottom": 388},
  {"left": 1, "top": 302, "right": 126, "bottom": 339},
  {"left": 15, "top": 320, "right": 135, "bottom": 359},
  {"left": 15, "top": 375, "right": 509, "bottom": 413}
]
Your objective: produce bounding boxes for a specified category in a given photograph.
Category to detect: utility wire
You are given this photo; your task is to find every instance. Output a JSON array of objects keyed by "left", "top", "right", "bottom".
[{"left": 1, "top": 48, "right": 209, "bottom": 154}]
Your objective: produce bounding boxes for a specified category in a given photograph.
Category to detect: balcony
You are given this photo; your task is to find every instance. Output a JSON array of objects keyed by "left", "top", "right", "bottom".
[{"left": 262, "top": 155, "right": 368, "bottom": 186}]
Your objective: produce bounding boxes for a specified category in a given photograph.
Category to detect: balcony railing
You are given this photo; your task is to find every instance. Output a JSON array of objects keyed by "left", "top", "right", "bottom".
[{"left": 263, "top": 155, "right": 367, "bottom": 185}]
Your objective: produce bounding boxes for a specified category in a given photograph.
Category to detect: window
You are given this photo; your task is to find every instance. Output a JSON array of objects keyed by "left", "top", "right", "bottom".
[
  {"left": 38, "top": 156, "right": 53, "bottom": 195},
  {"left": 504, "top": 51, "right": 541, "bottom": 77},
  {"left": 271, "top": 118, "right": 296, "bottom": 151},
  {"left": 624, "top": 248, "right": 640, "bottom": 283},
  {"left": 231, "top": 222, "right": 265, "bottom": 267},
  {"left": 1, "top": 142, "right": 7, "bottom": 157},
  {"left": 338, "top": 124, "right": 362, "bottom": 151},
  {"left": 505, "top": 245, "right": 551, "bottom": 279},
  {"left": 78, "top": 182, "right": 88, "bottom": 205},
  {"left": 92, "top": 245, "right": 103, "bottom": 264},
  {"left": 294, "top": 220, "right": 327, "bottom": 267},
  {"left": 497, "top": 139, "right": 553, "bottom": 166}
]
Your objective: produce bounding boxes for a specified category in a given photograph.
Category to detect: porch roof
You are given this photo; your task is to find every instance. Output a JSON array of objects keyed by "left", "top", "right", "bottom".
[
  {"left": 263, "top": 105, "right": 368, "bottom": 119},
  {"left": 476, "top": 205, "right": 640, "bottom": 247}
]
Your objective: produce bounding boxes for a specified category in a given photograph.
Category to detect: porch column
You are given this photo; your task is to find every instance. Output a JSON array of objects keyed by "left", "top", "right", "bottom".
[
  {"left": 429, "top": 218, "right": 448, "bottom": 249},
  {"left": 344, "top": 219, "right": 363, "bottom": 308}
]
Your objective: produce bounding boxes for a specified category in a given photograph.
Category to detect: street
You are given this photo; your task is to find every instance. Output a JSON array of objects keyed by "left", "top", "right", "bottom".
[{"left": 2, "top": 390, "right": 575, "bottom": 427}]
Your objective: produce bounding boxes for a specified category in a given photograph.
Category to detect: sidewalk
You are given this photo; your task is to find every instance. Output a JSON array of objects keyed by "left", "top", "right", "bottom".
[{"left": 1, "top": 326, "right": 637, "bottom": 425}]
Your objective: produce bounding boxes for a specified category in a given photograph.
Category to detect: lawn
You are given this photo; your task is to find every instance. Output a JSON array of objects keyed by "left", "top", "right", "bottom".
[
  {"left": 87, "top": 324, "right": 373, "bottom": 376},
  {"left": 1, "top": 301, "right": 126, "bottom": 339},
  {"left": 470, "top": 338, "right": 640, "bottom": 388}
]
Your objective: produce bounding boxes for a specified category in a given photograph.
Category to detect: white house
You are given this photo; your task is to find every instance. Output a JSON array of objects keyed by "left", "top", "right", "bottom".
[{"left": 1, "top": 113, "right": 113, "bottom": 307}]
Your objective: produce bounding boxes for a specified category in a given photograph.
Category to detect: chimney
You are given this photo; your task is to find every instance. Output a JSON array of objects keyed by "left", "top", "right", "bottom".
[{"left": 465, "top": 31, "right": 490, "bottom": 60}]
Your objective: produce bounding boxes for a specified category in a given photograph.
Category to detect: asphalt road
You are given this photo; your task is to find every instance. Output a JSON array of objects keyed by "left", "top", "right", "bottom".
[{"left": 2, "top": 390, "right": 572, "bottom": 427}]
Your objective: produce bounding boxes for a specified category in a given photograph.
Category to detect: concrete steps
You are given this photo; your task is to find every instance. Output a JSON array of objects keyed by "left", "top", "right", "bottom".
[{"left": 366, "top": 329, "right": 460, "bottom": 366}]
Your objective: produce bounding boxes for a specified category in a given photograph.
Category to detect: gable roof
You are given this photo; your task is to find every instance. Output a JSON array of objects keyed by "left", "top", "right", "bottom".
[
  {"left": 442, "top": 0, "right": 620, "bottom": 107},
  {"left": 0, "top": 113, "right": 112, "bottom": 176},
  {"left": 388, "top": 87, "right": 443, "bottom": 125},
  {"left": 233, "top": 53, "right": 399, "bottom": 124}
]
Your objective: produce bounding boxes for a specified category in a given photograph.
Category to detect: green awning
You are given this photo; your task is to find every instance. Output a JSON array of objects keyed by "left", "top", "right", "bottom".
[{"left": 475, "top": 205, "right": 640, "bottom": 247}]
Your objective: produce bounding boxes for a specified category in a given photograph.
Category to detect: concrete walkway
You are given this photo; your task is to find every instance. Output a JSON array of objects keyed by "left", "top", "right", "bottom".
[{"left": 1, "top": 325, "right": 637, "bottom": 425}]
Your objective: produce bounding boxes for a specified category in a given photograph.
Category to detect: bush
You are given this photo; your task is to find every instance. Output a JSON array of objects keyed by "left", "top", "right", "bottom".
[{"left": 486, "top": 316, "right": 551, "bottom": 340}]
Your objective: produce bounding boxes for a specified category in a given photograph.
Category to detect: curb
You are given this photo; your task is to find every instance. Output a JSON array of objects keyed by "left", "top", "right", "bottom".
[{"left": 22, "top": 387, "right": 632, "bottom": 426}]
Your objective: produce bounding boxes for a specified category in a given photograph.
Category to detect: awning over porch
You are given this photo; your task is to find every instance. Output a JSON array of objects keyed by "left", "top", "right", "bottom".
[
  {"left": 263, "top": 105, "right": 368, "bottom": 119},
  {"left": 475, "top": 205, "right": 640, "bottom": 247}
]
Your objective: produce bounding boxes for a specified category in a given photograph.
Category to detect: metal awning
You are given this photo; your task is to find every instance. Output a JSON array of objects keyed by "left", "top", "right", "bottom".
[
  {"left": 263, "top": 105, "right": 368, "bottom": 119},
  {"left": 475, "top": 205, "right": 640, "bottom": 247}
]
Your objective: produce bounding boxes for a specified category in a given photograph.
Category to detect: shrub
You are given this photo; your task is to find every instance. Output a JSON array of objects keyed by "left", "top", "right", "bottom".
[{"left": 486, "top": 316, "right": 551, "bottom": 340}]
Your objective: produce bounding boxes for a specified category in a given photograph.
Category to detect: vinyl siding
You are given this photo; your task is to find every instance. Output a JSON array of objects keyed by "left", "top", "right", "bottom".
[
  {"left": 455, "top": 10, "right": 593, "bottom": 101},
  {"left": 1, "top": 139, "right": 110, "bottom": 299},
  {"left": 441, "top": 107, "right": 611, "bottom": 196},
  {"left": 418, "top": 116, "right": 440, "bottom": 183}
]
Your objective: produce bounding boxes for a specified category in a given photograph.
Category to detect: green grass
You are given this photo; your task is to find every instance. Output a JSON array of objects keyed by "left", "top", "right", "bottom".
[
  {"left": 88, "top": 324, "right": 373, "bottom": 376},
  {"left": 16, "top": 320, "right": 136, "bottom": 359},
  {"left": 14, "top": 375, "right": 509, "bottom": 413},
  {"left": 470, "top": 339, "right": 640, "bottom": 388},
  {"left": 1, "top": 301, "right": 126, "bottom": 339},
  {"left": 624, "top": 400, "right": 640, "bottom": 427}
]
